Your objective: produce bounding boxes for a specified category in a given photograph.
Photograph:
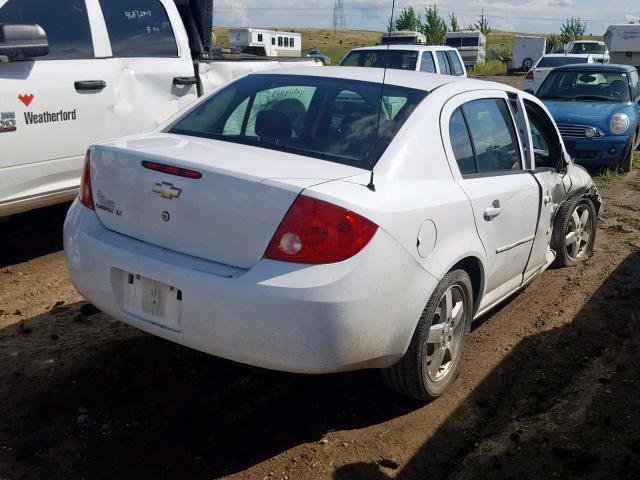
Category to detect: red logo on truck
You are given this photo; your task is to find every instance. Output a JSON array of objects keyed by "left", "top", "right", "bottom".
[{"left": 18, "top": 94, "right": 34, "bottom": 107}]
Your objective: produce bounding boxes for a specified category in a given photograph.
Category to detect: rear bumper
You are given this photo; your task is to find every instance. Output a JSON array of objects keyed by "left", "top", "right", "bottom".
[
  {"left": 563, "top": 135, "right": 631, "bottom": 167},
  {"left": 64, "top": 200, "right": 437, "bottom": 373}
]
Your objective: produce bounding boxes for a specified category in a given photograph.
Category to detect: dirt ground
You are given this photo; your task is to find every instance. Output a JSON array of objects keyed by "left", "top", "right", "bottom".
[{"left": 2, "top": 74, "right": 640, "bottom": 479}]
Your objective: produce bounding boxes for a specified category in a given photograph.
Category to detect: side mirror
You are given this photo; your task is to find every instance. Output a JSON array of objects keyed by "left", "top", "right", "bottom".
[{"left": 0, "top": 24, "right": 49, "bottom": 62}]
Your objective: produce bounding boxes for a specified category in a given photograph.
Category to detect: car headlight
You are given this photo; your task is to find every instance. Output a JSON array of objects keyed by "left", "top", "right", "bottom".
[{"left": 609, "top": 114, "right": 630, "bottom": 134}]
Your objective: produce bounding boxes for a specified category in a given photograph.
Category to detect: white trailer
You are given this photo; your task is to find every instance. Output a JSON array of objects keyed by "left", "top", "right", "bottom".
[
  {"left": 604, "top": 24, "right": 640, "bottom": 68},
  {"left": 229, "top": 28, "right": 302, "bottom": 57},
  {"left": 509, "top": 36, "right": 546, "bottom": 72},
  {"left": 381, "top": 31, "right": 427, "bottom": 45},
  {"left": 445, "top": 31, "right": 486, "bottom": 68}
]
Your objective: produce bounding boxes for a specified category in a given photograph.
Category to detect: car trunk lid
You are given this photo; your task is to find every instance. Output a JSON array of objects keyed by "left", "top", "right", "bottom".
[{"left": 89, "top": 133, "right": 365, "bottom": 269}]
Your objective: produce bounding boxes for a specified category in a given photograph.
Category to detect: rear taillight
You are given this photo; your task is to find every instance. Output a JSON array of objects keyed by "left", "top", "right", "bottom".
[
  {"left": 525, "top": 70, "right": 534, "bottom": 81},
  {"left": 265, "top": 196, "right": 378, "bottom": 264},
  {"left": 79, "top": 149, "right": 94, "bottom": 210}
]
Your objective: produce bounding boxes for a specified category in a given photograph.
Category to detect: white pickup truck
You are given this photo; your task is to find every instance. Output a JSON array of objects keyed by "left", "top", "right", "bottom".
[{"left": 0, "top": 0, "right": 320, "bottom": 217}]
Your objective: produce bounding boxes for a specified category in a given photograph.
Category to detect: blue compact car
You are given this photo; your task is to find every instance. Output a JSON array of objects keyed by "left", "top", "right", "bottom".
[{"left": 536, "top": 64, "right": 640, "bottom": 172}]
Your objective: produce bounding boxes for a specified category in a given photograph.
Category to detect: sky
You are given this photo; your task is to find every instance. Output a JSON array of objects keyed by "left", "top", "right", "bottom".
[{"left": 213, "top": 0, "right": 640, "bottom": 35}]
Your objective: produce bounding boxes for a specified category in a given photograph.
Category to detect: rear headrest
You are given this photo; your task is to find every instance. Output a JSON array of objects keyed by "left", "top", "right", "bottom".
[{"left": 255, "top": 110, "right": 292, "bottom": 140}]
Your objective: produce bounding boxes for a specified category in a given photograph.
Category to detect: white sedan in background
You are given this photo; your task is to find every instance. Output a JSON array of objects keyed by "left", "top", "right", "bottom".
[
  {"left": 64, "top": 67, "right": 601, "bottom": 401},
  {"left": 524, "top": 53, "right": 596, "bottom": 93}
]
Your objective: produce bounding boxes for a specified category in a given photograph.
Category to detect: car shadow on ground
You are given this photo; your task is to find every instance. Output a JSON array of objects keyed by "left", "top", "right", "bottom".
[
  {"left": 0, "top": 301, "right": 422, "bottom": 479},
  {"left": 334, "top": 252, "right": 640, "bottom": 479},
  {"left": 0, "top": 203, "right": 70, "bottom": 268}
]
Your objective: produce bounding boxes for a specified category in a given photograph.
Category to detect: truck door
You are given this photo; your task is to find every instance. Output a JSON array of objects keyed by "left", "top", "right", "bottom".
[
  {"left": 0, "top": 0, "right": 119, "bottom": 213},
  {"left": 96, "top": 0, "right": 198, "bottom": 139}
]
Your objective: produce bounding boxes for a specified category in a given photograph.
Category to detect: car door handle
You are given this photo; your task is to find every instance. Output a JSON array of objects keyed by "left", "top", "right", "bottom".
[
  {"left": 484, "top": 206, "right": 503, "bottom": 221},
  {"left": 74, "top": 80, "right": 106, "bottom": 91},
  {"left": 173, "top": 76, "right": 198, "bottom": 86}
]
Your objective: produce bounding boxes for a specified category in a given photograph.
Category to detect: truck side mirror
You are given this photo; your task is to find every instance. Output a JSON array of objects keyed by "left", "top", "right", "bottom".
[{"left": 0, "top": 24, "right": 49, "bottom": 62}]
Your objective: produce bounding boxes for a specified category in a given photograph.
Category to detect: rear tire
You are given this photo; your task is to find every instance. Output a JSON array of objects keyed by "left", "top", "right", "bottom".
[
  {"left": 381, "top": 270, "right": 473, "bottom": 401},
  {"left": 552, "top": 197, "right": 597, "bottom": 268}
]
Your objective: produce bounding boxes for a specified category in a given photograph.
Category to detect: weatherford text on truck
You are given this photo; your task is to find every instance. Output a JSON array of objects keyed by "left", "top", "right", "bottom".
[
  {"left": 65, "top": 67, "right": 601, "bottom": 401},
  {"left": 0, "top": 0, "right": 320, "bottom": 217}
]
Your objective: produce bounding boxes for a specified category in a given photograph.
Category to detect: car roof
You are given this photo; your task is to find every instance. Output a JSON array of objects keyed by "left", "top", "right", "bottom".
[
  {"left": 249, "top": 66, "right": 512, "bottom": 94},
  {"left": 550, "top": 63, "right": 637, "bottom": 73},
  {"left": 570, "top": 40, "right": 604, "bottom": 44},
  {"left": 347, "top": 44, "right": 457, "bottom": 52},
  {"left": 541, "top": 53, "right": 593, "bottom": 58}
]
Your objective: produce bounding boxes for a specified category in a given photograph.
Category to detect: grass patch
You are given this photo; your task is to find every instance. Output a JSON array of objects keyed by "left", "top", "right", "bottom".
[
  {"left": 618, "top": 216, "right": 640, "bottom": 231},
  {"left": 599, "top": 168, "right": 619, "bottom": 185},
  {"left": 470, "top": 61, "right": 508, "bottom": 76},
  {"left": 633, "top": 151, "right": 640, "bottom": 170},
  {"left": 212, "top": 27, "right": 597, "bottom": 67}
]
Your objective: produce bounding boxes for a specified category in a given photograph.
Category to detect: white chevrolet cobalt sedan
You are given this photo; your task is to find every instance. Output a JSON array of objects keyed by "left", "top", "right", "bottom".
[{"left": 64, "top": 67, "right": 601, "bottom": 400}]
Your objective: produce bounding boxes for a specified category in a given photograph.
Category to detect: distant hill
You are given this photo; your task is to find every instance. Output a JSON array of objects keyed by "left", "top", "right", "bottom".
[{"left": 213, "top": 27, "right": 603, "bottom": 65}]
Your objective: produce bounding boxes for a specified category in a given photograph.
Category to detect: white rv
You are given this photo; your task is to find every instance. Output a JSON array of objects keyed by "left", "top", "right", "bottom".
[
  {"left": 229, "top": 28, "right": 302, "bottom": 57},
  {"left": 381, "top": 31, "right": 427, "bottom": 45},
  {"left": 445, "top": 31, "right": 486, "bottom": 68},
  {"left": 604, "top": 23, "right": 640, "bottom": 68}
]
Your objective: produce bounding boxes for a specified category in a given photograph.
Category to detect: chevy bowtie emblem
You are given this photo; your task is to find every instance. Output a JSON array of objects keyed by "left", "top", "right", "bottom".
[{"left": 152, "top": 181, "right": 182, "bottom": 199}]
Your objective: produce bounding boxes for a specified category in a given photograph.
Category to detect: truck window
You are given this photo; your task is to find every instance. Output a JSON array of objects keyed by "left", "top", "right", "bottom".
[
  {"left": 436, "top": 51, "right": 451, "bottom": 75},
  {"left": 0, "top": 0, "right": 93, "bottom": 60},
  {"left": 419, "top": 52, "right": 436, "bottom": 73},
  {"left": 98, "top": 0, "right": 178, "bottom": 57},
  {"left": 446, "top": 51, "right": 464, "bottom": 76}
]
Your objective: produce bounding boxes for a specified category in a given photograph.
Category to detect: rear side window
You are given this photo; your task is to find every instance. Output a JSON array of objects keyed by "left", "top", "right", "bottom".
[
  {"left": 0, "top": 0, "right": 93, "bottom": 59},
  {"left": 99, "top": 0, "right": 178, "bottom": 57},
  {"left": 537, "top": 56, "right": 588, "bottom": 67},
  {"left": 419, "top": 52, "right": 436, "bottom": 73},
  {"left": 446, "top": 51, "right": 464, "bottom": 76},
  {"left": 449, "top": 108, "right": 476, "bottom": 175},
  {"left": 436, "top": 51, "right": 451, "bottom": 75},
  {"left": 462, "top": 99, "right": 522, "bottom": 174}
]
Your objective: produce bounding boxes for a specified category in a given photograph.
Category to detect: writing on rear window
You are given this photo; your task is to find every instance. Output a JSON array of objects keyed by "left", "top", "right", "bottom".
[{"left": 124, "top": 10, "right": 152, "bottom": 20}]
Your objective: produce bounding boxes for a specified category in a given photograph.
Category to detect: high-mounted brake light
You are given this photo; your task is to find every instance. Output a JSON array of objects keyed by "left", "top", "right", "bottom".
[
  {"left": 79, "top": 149, "right": 94, "bottom": 210},
  {"left": 525, "top": 70, "right": 534, "bottom": 81},
  {"left": 142, "top": 160, "right": 202, "bottom": 179},
  {"left": 265, "top": 196, "right": 378, "bottom": 264}
]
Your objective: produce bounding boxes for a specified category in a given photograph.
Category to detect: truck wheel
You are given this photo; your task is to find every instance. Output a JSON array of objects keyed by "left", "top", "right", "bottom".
[
  {"left": 552, "top": 197, "right": 597, "bottom": 268},
  {"left": 522, "top": 57, "right": 533, "bottom": 70},
  {"left": 620, "top": 133, "right": 636, "bottom": 173},
  {"left": 381, "top": 270, "right": 473, "bottom": 401}
]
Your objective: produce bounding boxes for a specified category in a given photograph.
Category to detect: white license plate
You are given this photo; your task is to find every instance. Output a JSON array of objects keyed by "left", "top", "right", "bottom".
[{"left": 122, "top": 273, "right": 182, "bottom": 331}]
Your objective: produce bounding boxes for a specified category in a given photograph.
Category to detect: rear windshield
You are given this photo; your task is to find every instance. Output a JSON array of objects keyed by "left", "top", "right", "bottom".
[
  {"left": 169, "top": 74, "right": 427, "bottom": 170},
  {"left": 537, "top": 71, "right": 631, "bottom": 102},
  {"left": 537, "top": 56, "right": 589, "bottom": 67},
  {"left": 340, "top": 50, "right": 419, "bottom": 71},
  {"left": 570, "top": 43, "right": 605, "bottom": 54}
]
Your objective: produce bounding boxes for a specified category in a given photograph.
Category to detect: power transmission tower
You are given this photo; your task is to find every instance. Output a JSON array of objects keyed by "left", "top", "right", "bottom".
[{"left": 333, "top": 0, "right": 346, "bottom": 31}]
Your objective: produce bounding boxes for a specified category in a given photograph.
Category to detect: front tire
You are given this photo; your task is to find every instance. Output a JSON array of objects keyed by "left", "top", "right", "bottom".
[
  {"left": 382, "top": 270, "right": 473, "bottom": 401},
  {"left": 552, "top": 197, "right": 597, "bottom": 268},
  {"left": 620, "top": 133, "right": 636, "bottom": 173}
]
